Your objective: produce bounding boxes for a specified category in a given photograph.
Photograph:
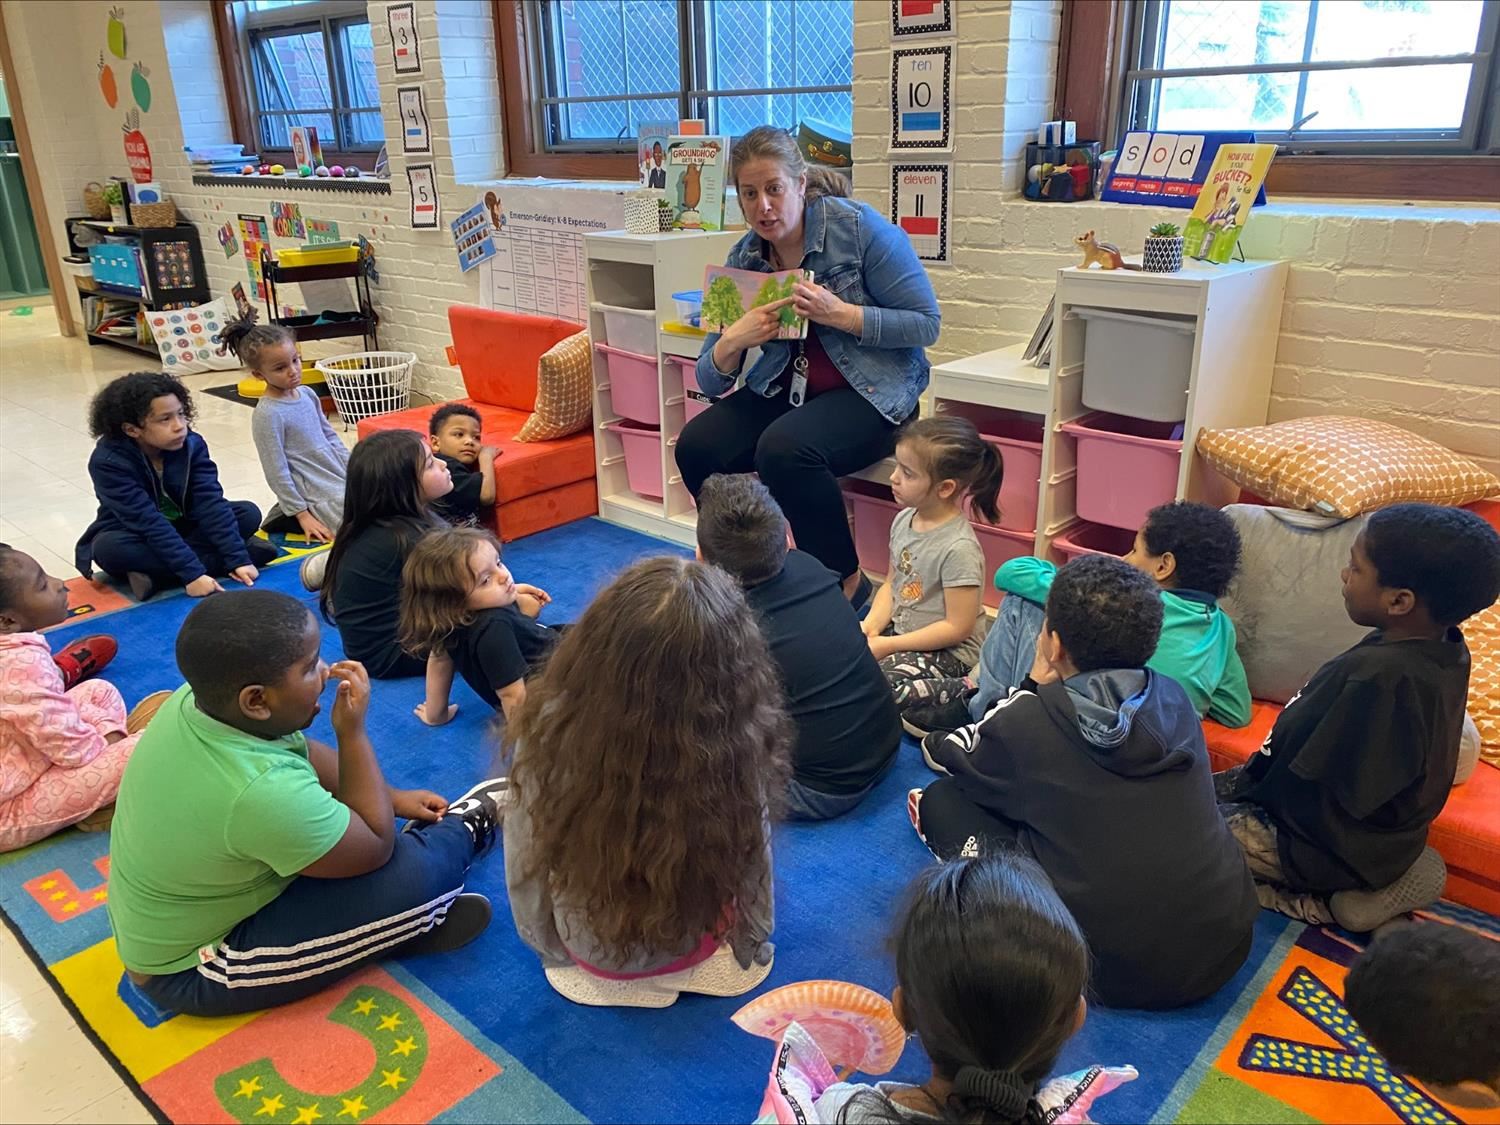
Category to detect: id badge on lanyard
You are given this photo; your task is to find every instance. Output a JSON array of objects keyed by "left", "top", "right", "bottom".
[{"left": 789, "top": 341, "right": 808, "bottom": 408}]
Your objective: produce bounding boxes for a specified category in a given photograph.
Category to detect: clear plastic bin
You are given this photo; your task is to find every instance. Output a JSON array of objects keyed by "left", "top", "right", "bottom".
[
  {"left": 1059, "top": 412, "right": 1183, "bottom": 531},
  {"left": 592, "top": 301, "right": 657, "bottom": 355},
  {"left": 1075, "top": 306, "right": 1195, "bottom": 424},
  {"left": 671, "top": 289, "right": 703, "bottom": 327}
]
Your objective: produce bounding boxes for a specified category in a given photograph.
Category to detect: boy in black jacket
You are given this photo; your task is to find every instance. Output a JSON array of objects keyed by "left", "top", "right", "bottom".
[
  {"left": 1215, "top": 503, "right": 1500, "bottom": 932},
  {"left": 76, "top": 373, "right": 279, "bottom": 601},
  {"left": 911, "top": 554, "right": 1257, "bottom": 1010}
]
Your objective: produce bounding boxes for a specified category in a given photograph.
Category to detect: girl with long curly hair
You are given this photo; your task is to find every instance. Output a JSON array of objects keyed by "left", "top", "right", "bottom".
[{"left": 502, "top": 555, "right": 793, "bottom": 1007}]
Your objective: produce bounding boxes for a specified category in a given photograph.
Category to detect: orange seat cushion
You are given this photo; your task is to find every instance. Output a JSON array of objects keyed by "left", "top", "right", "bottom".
[{"left": 449, "top": 305, "right": 583, "bottom": 413}]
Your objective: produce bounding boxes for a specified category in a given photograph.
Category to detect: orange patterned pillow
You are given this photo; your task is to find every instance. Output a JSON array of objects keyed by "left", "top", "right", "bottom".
[
  {"left": 1196, "top": 416, "right": 1499, "bottom": 518},
  {"left": 1465, "top": 599, "right": 1500, "bottom": 769},
  {"left": 516, "top": 330, "right": 592, "bottom": 442}
]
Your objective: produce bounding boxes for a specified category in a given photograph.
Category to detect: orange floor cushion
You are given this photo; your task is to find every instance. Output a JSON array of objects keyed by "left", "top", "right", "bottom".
[{"left": 1204, "top": 705, "right": 1500, "bottom": 915}]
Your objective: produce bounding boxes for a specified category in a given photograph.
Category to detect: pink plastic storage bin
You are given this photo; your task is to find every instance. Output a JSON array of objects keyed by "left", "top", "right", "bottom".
[
  {"left": 1059, "top": 412, "right": 1183, "bottom": 532},
  {"left": 938, "top": 404, "right": 1044, "bottom": 532},
  {"left": 596, "top": 342, "right": 660, "bottom": 426},
  {"left": 846, "top": 483, "right": 899, "bottom": 575},
  {"left": 973, "top": 524, "right": 1034, "bottom": 608},
  {"left": 664, "top": 353, "right": 714, "bottom": 422},
  {"left": 604, "top": 419, "right": 663, "bottom": 500},
  {"left": 1050, "top": 521, "right": 1137, "bottom": 563}
]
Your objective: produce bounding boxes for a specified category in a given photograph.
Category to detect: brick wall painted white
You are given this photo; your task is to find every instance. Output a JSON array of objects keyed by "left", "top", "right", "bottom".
[{"left": 159, "top": 0, "right": 232, "bottom": 149}]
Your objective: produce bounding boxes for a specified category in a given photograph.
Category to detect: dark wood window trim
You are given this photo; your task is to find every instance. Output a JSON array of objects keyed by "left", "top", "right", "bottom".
[
  {"left": 1053, "top": 0, "right": 1500, "bottom": 203},
  {"left": 495, "top": 0, "right": 637, "bottom": 180},
  {"left": 210, "top": 0, "right": 378, "bottom": 173}
]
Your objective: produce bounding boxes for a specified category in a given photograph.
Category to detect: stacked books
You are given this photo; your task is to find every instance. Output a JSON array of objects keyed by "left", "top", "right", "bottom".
[
  {"left": 1022, "top": 297, "right": 1054, "bottom": 369},
  {"left": 186, "top": 144, "right": 250, "bottom": 175}
]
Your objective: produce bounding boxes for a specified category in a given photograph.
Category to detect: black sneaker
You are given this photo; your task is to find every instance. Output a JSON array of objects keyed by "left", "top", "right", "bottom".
[
  {"left": 400, "top": 893, "right": 493, "bottom": 956},
  {"left": 126, "top": 571, "right": 156, "bottom": 602},
  {"left": 921, "top": 724, "right": 978, "bottom": 774},
  {"left": 444, "top": 776, "right": 509, "bottom": 857},
  {"left": 901, "top": 694, "right": 975, "bottom": 739}
]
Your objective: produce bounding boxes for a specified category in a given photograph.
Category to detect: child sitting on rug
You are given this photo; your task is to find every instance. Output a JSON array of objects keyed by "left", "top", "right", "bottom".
[
  {"left": 808, "top": 854, "right": 1135, "bottom": 1124},
  {"left": 222, "top": 314, "right": 349, "bottom": 582},
  {"left": 1215, "top": 503, "right": 1500, "bottom": 932},
  {"left": 503, "top": 557, "right": 792, "bottom": 1008},
  {"left": 399, "top": 527, "right": 559, "bottom": 725},
  {"left": 901, "top": 500, "right": 1251, "bottom": 737},
  {"left": 0, "top": 546, "right": 170, "bottom": 851},
  {"left": 428, "top": 404, "right": 498, "bottom": 527},
  {"left": 913, "top": 554, "right": 1257, "bottom": 1010},
  {"left": 321, "top": 430, "right": 451, "bottom": 678},
  {"left": 75, "top": 372, "right": 280, "bottom": 601},
  {"left": 862, "top": 417, "right": 1000, "bottom": 699},
  {"left": 696, "top": 473, "right": 899, "bottom": 820},
  {"left": 1344, "top": 922, "right": 1500, "bottom": 1111},
  {"left": 106, "top": 589, "right": 508, "bottom": 1017}
]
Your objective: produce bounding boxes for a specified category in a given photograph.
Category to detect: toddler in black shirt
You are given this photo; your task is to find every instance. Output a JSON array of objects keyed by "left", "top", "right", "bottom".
[
  {"left": 399, "top": 527, "right": 560, "bottom": 723},
  {"left": 428, "top": 404, "right": 498, "bottom": 527},
  {"left": 1215, "top": 503, "right": 1500, "bottom": 931}
]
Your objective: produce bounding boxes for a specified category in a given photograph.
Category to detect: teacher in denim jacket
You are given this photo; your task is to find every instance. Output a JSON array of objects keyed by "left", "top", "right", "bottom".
[{"left": 676, "top": 126, "right": 940, "bottom": 607}]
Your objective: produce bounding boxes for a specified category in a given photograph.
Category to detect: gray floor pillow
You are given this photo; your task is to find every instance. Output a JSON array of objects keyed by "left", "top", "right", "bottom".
[{"left": 1220, "top": 505, "right": 1369, "bottom": 703}]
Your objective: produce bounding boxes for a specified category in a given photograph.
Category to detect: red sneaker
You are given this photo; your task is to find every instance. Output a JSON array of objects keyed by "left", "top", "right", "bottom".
[{"left": 53, "top": 635, "right": 118, "bottom": 688}]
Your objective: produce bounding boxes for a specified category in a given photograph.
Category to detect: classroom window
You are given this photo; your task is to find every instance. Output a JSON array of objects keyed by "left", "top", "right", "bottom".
[
  {"left": 527, "top": 0, "right": 853, "bottom": 150},
  {"left": 240, "top": 0, "right": 384, "bottom": 156},
  {"left": 1122, "top": 0, "right": 1499, "bottom": 152}
]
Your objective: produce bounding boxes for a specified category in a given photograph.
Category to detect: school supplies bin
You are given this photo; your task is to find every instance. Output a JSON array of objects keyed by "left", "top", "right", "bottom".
[
  {"left": 605, "top": 419, "right": 663, "bottom": 499},
  {"left": 1060, "top": 412, "right": 1182, "bottom": 531},
  {"left": 596, "top": 342, "right": 660, "bottom": 425},
  {"left": 88, "top": 243, "right": 145, "bottom": 293},
  {"left": 671, "top": 289, "right": 703, "bottom": 327},
  {"left": 973, "top": 524, "right": 1035, "bottom": 608},
  {"left": 846, "top": 483, "right": 900, "bottom": 576},
  {"left": 277, "top": 245, "right": 360, "bottom": 268},
  {"left": 1074, "top": 306, "right": 1195, "bottom": 423},
  {"left": 1050, "top": 521, "right": 1137, "bottom": 562},
  {"left": 592, "top": 301, "right": 656, "bottom": 355}
]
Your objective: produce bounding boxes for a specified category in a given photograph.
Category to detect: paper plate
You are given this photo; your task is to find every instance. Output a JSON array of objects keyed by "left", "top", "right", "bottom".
[{"left": 732, "top": 980, "right": 906, "bottom": 1075}]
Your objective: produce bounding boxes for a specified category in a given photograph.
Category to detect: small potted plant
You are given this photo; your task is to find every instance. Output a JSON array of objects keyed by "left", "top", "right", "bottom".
[
  {"left": 1143, "top": 221, "right": 1184, "bottom": 273},
  {"left": 102, "top": 181, "right": 127, "bottom": 225}
]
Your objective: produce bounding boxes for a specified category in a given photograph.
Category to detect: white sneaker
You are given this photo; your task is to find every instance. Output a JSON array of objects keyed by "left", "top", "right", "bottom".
[{"left": 300, "top": 551, "right": 330, "bottom": 591}]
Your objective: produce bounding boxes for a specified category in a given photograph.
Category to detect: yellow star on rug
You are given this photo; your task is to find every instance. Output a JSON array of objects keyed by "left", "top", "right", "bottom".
[
  {"left": 255, "top": 1093, "right": 285, "bottom": 1117},
  {"left": 352, "top": 997, "right": 376, "bottom": 1016},
  {"left": 376, "top": 1013, "right": 403, "bottom": 1031},
  {"left": 379, "top": 1068, "right": 406, "bottom": 1090},
  {"left": 39, "top": 879, "right": 56, "bottom": 890},
  {"left": 61, "top": 901, "right": 79, "bottom": 913},
  {"left": 91, "top": 890, "right": 108, "bottom": 901},
  {"left": 234, "top": 1076, "right": 264, "bottom": 1098},
  {"left": 49, "top": 890, "right": 66, "bottom": 901},
  {"left": 337, "top": 1095, "right": 368, "bottom": 1119},
  {"left": 390, "top": 1036, "right": 418, "bottom": 1057},
  {"left": 290, "top": 1104, "right": 323, "bottom": 1124}
]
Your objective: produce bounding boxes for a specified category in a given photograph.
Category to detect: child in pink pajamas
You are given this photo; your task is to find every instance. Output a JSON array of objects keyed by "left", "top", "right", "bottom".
[{"left": 0, "top": 546, "right": 165, "bottom": 852}]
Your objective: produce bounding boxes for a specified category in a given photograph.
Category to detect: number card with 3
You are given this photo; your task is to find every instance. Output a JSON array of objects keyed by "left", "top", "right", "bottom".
[
  {"left": 890, "top": 44, "right": 953, "bottom": 152},
  {"left": 387, "top": 2, "right": 421, "bottom": 74}
]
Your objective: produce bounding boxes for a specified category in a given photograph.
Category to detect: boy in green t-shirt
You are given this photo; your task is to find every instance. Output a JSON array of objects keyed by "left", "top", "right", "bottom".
[
  {"left": 107, "top": 589, "right": 506, "bottom": 1017},
  {"left": 903, "top": 501, "right": 1252, "bottom": 738}
]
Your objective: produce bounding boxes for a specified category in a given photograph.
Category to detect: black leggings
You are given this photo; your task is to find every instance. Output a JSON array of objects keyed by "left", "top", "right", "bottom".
[
  {"left": 90, "top": 500, "right": 280, "bottom": 586},
  {"left": 913, "top": 777, "right": 1022, "bottom": 860},
  {"left": 674, "top": 383, "right": 898, "bottom": 581}
]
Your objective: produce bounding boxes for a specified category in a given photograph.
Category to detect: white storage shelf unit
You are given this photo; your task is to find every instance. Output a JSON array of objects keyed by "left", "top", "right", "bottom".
[{"left": 585, "top": 229, "right": 741, "bottom": 546}]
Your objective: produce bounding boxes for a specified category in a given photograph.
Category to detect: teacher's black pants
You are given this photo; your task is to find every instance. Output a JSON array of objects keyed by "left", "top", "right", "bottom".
[{"left": 675, "top": 383, "right": 897, "bottom": 581}]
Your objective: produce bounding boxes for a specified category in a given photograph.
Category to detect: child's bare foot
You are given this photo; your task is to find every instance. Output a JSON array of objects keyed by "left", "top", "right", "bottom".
[
  {"left": 77, "top": 805, "right": 115, "bottom": 833},
  {"left": 126, "top": 690, "right": 174, "bottom": 734}
]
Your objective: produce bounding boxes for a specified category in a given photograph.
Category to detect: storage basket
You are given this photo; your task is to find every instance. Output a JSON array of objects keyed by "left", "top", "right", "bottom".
[
  {"left": 595, "top": 342, "right": 660, "bottom": 425},
  {"left": 89, "top": 244, "right": 145, "bottom": 292},
  {"left": 82, "top": 182, "right": 111, "bottom": 219},
  {"left": 664, "top": 353, "right": 715, "bottom": 422},
  {"left": 1074, "top": 306, "right": 1195, "bottom": 423},
  {"left": 604, "top": 419, "right": 663, "bottom": 499},
  {"left": 973, "top": 524, "right": 1036, "bottom": 608},
  {"left": 131, "top": 200, "right": 178, "bottom": 228},
  {"left": 593, "top": 302, "right": 656, "bottom": 355},
  {"left": 1059, "top": 412, "right": 1183, "bottom": 531},
  {"left": 314, "top": 351, "right": 416, "bottom": 426},
  {"left": 1050, "top": 521, "right": 1137, "bottom": 563},
  {"left": 846, "top": 483, "right": 900, "bottom": 576},
  {"left": 624, "top": 193, "right": 659, "bottom": 234}
]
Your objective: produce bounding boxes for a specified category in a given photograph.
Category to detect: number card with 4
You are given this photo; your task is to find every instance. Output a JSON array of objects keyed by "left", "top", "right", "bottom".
[{"left": 890, "top": 44, "right": 953, "bottom": 152}]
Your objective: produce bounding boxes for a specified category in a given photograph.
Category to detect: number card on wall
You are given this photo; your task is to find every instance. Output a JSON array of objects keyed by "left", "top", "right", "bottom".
[
  {"left": 397, "top": 86, "right": 430, "bottom": 154},
  {"left": 891, "top": 163, "right": 951, "bottom": 265},
  {"left": 890, "top": 44, "right": 953, "bottom": 152},
  {"left": 891, "top": 0, "right": 955, "bottom": 39},
  {"left": 407, "top": 163, "right": 439, "bottom": 229},
  {"left": 387, "top": 2, "right": 421, "bottom": 74},
  {"left": 1102, "top": 130, "right": 1269, "bottom": 209}
]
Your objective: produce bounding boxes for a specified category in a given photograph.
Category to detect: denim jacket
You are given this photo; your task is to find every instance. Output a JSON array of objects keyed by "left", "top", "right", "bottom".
[{"left": 695, "top": 195, "right": 940, "bottom": 424}]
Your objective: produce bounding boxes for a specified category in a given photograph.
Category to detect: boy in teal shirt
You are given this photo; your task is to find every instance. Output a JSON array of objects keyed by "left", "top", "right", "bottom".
[
  {"left": 902, "top": 501, "right": 1251, "bottom": 735},
  {"left": 108, "top": 589, "right": 507, "bottom": 1016}
]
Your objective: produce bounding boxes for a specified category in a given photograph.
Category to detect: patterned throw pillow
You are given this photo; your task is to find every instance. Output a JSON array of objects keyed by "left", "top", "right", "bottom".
[
  {"left": 1197, "top": 416, "right": 1499, "bottom": 518},
  {"left": 1465, "top": 599, "right": 1500, "bottom": 769},
  {"left": 516, "top": 330, "right": 592, "bottom": 442}
]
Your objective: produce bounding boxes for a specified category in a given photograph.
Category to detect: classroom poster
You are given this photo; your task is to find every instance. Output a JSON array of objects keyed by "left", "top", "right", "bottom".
[
  {"left": 387, "top": 3, "right": 421, "bottom": 73},
  {"left": 889, "top": 44, "right": 953, "bottom": 152},
  {"left": 891, "top": 0, "right": 955, "bottom": 39},
  {"left": 271, "top": 200, "right": 305, "bottom": 239},
  {"left": 1182, "top": 143, "right": 1277, "bottom": 263},
  {"left": 407, "top": 163, "right": 439, "bottom": 228},
  {"left": 397, "top": 86, "right": 430, "bottom": 154},
  {"left": 215, "top": 220, "right": 237, "bottom": 259},
  {"left": 451, "top": 202, "right": 497, "bottom": 273},
  {"left": 238, "top": 214, "right": 269, "bottom": 301},
  {"left": 305, "top": 218, "right": 341, "bottom": 244},
  {"left": 890, "top": 163, "right": 951, "bottom": 265}
]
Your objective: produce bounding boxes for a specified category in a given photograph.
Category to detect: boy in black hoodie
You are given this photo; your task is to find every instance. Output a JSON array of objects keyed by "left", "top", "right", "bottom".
[
  {"left": 1215, "top": 503, "right": 1500, "bottom": 932},
  {"left": 911, "top": 554, "right": 1257, "bottom": 1010}
]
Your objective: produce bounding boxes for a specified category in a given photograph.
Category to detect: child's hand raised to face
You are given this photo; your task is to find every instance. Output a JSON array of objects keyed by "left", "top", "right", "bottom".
[
  {"left": 1028, "top": 629, "right": 1061, "bottom": 686},
  {"left": 329, "top": 660, "right": 371, "bottom": 738}
]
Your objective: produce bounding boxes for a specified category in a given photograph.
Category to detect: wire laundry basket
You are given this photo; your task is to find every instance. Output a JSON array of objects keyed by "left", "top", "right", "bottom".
[{"left": 314, "top": 351, "right": 416, "bottom": 427}]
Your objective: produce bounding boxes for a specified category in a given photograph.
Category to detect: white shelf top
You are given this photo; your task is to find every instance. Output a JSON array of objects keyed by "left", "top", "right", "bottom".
[
  {"left": 931, "top": 342, "right": 1049, "bottom": 391},
  {"left": 1059, "top": 257, "right": 1283, "bottom": 285},
  {"left": 586, "top": 228, "right": 744, "bottom": 247}
]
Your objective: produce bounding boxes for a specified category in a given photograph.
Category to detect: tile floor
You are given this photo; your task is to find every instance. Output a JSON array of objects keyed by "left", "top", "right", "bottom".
[{"left": 0, "top": 303, "right": 355, "bottom": 1123}]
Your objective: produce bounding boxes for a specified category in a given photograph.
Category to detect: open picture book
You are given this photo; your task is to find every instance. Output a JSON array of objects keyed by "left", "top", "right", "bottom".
[{"left": 701, "top": 265, "right": 812, "bottom": 339}]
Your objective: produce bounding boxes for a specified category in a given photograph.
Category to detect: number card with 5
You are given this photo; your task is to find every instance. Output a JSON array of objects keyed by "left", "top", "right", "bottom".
[{"left": 890, "top": 44, "right": 953, "bottom": 153}]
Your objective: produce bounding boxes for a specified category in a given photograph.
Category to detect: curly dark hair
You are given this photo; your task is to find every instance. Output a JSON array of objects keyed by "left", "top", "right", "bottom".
[
  {"left": 1044, "top": 554, "right": 1163, "bottom": 672},
  {"left": 503, "top": 556, "right": 793, "bottom": 966},
  {"left": 696, "top": 473, "right": 788, "bottom": 587},
  {"left": 87, "top": 371, "right": 195, "bottom": 439},
  {"left": 430, "top": 402, "right": 481, "bottom": 435},
  {"left": 1363, "top": 503, "right": 1500, "bottom": 627},
  {"left": 1141, "top": 501, "right": 1243, "bottom": 599},
  {"left": 219, "top": 308, "right": 294, "bottom": 369},
  {"left": 1344, "top": 922, "right": 1500, "bottom": 1090}
]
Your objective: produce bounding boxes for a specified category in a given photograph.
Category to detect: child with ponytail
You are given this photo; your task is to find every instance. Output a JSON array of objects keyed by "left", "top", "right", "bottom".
[{"left": 862, "top": 417, "right": 1001, "bottom": 713}]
